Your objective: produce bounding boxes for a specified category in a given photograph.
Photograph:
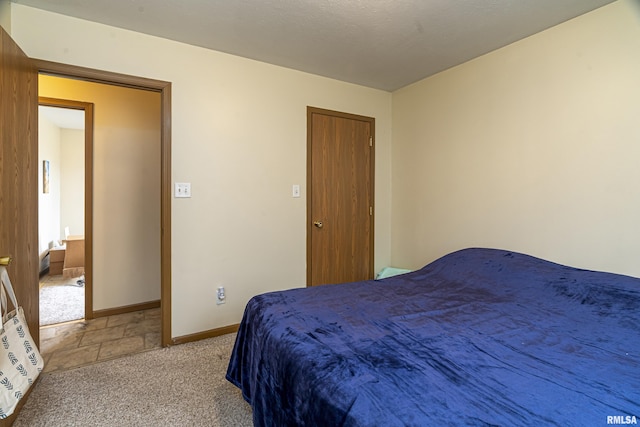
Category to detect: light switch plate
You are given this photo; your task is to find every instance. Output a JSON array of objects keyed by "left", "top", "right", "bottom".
[
  {"left": 175, "top": 182, "right": 191, "bottom": 198},
  {"left": 292, "top": 184, "right": 301, "bottom": 198}
]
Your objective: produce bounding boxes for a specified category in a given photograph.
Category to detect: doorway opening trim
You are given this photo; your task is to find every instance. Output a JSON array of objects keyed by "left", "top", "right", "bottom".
[
  {"left": 34, "top": 59, "right": 173, "bottom": 347},
  {"left": 306, "top": 106, "right": 376, "bottom": 286},
  {"left": 39, "top": 96, "right": 94, "bottom": 320}
]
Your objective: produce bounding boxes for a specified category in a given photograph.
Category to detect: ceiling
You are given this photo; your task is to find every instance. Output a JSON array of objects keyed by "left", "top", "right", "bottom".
[
  {"left": 14, "top": 0, "right": 616, "bottom": 91},
  {"left": 39, "top": 105, "right": 84, "bottom": 129}
]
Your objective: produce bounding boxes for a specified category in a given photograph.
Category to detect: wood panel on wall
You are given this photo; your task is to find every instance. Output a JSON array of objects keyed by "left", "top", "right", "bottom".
[{"left": 0, "top": 25, "right": 39, "bottom": 424}]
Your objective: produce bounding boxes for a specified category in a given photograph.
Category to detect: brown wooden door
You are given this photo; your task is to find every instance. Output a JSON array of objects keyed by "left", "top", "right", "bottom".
[
  {"left": 0, "top": 26, "right": 39, "bottom": 341},
  {"left": 0, "top": 25, "right": 39, "bottom": 425},
  {"left": 307, "top": 107, "right": 374, "bottom": 286}
]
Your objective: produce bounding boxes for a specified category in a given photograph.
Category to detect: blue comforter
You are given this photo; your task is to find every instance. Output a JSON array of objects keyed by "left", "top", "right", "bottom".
[{"left": 226, "top": 248, "right": 640, "bottom": 426}]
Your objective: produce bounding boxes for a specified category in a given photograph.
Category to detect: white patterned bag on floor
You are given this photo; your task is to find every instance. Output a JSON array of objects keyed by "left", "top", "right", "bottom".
[{"left": 0, "top": 263, "right": 44, "bottom": 419}]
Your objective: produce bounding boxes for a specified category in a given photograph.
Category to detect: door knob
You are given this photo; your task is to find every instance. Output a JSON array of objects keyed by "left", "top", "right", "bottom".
[{"left": 313, "top": 221, "right": 323, "bottom": 228}]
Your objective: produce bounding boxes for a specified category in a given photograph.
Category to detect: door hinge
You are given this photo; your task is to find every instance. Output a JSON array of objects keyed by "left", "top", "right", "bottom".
[
  {"left": 370, "top": 206, "right": 373, "bottom": 216},
  {"left": 369, "top": 136, "right": 373, "bottom": 147}
]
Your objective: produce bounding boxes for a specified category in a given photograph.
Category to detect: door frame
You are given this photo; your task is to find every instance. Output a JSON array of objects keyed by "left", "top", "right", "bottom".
[
  {"left": 306, "top": 106, "right": 375, "bottom": 286},
  {"left": 38, "top": 97, "right": 94, "bottom": 320},
  {"left": 34, "top": 59, "right": 173, "bottom": 347}
]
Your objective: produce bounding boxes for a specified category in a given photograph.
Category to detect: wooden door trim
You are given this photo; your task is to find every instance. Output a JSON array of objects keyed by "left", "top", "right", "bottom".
[
  {"left": 33, "top": 59, "right": 173, "bottom": 347},
  {"left": 39, "top": 96, "right": 95, "bottom": 320},
  {"left": 306, "top": 106, "right": 375, "bottom": 286},
  {"left": 0, "top": 24, "right": 39, "bottom": 346}
]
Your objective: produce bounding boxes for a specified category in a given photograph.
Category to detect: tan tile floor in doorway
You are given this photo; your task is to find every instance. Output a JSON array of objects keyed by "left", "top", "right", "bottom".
[{"left": 40, "top": 307, "right": 161, "bottom": 373}]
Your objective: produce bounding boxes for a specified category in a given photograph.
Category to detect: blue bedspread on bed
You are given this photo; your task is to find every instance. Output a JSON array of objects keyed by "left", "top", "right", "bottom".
[{"left": 226, "top": 248, "right": 640, "bottom": 426}]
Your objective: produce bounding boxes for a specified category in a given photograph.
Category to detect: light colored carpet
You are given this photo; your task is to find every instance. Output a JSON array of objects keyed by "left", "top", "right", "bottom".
[
  {"left": 14, "top": 333, "right": 253, "bottom": 426},
  {"left": 39, "top": 283, "right": 84, "bottom": 326}
]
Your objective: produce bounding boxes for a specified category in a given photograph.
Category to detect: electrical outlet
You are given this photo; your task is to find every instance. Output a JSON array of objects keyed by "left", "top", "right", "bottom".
[{"left": 216, "top": 286, "right": 226, "bottom": 305}]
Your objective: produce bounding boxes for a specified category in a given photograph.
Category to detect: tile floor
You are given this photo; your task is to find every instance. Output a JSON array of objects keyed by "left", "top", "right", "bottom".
[{"left": 39, "top": 276, "right": 161, "bottom": 373}]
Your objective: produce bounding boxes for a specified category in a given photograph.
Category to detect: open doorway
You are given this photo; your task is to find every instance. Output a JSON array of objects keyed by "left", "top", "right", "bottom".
[
  {"left": 34, "top": 64, "right": 171, "bottom": 360},
  {"left": 38, "top": 100, "right": 92, "bottom": 327},
  {"left": 35, "top": 69, "right": 170, "bottom": 370}
]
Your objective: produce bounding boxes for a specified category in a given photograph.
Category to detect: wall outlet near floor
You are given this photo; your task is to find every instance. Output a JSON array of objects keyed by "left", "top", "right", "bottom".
[{"left": 216, "top": 286, "right": 226, "bottom": 305}]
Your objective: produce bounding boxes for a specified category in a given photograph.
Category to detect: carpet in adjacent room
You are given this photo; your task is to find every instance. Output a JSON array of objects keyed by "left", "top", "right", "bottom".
[{"left": 39, "top": 276, "right": 84, "bottom": 326}]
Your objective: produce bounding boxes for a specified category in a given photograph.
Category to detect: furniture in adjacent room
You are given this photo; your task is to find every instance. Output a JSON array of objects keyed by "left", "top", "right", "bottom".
[
  {"left": 48, "top": 247, "right": 66, "bottom": 275},
  {"left": 63, "top": 235, "right": 84, "bottom": 278}
]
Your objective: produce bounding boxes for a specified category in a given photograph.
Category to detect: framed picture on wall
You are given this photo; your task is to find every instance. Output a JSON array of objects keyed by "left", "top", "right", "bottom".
[{"left": 43, "top": 160, "right": 50, "bottom": 194}]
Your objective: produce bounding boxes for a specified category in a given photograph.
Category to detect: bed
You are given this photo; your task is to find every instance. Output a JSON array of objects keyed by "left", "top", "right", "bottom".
[{"left": 226, "top": 248, "right": 640, "bottom": 426}]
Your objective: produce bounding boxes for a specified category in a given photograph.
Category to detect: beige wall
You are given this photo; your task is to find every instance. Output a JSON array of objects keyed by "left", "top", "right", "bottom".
[
  {"left": 38, "top": 112, "right": 62, "bottom": 257},
  {"left": 37, "top": 118, "right": 85, "bottom": 269},
  {"left": 9, "top": 4, "right": 392, "bottom": 337},
  {"left": 37, "top": 119, "right": 84, "bottom": 254},
  {"left": 39, "top": 75, "right": 162, "bottom": 310},
  {"left": 59, "top": 129, "right": 84, "bottom": 238},
  {"left": 392, "top": 0, "right": 640, "bottom": 276}
]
